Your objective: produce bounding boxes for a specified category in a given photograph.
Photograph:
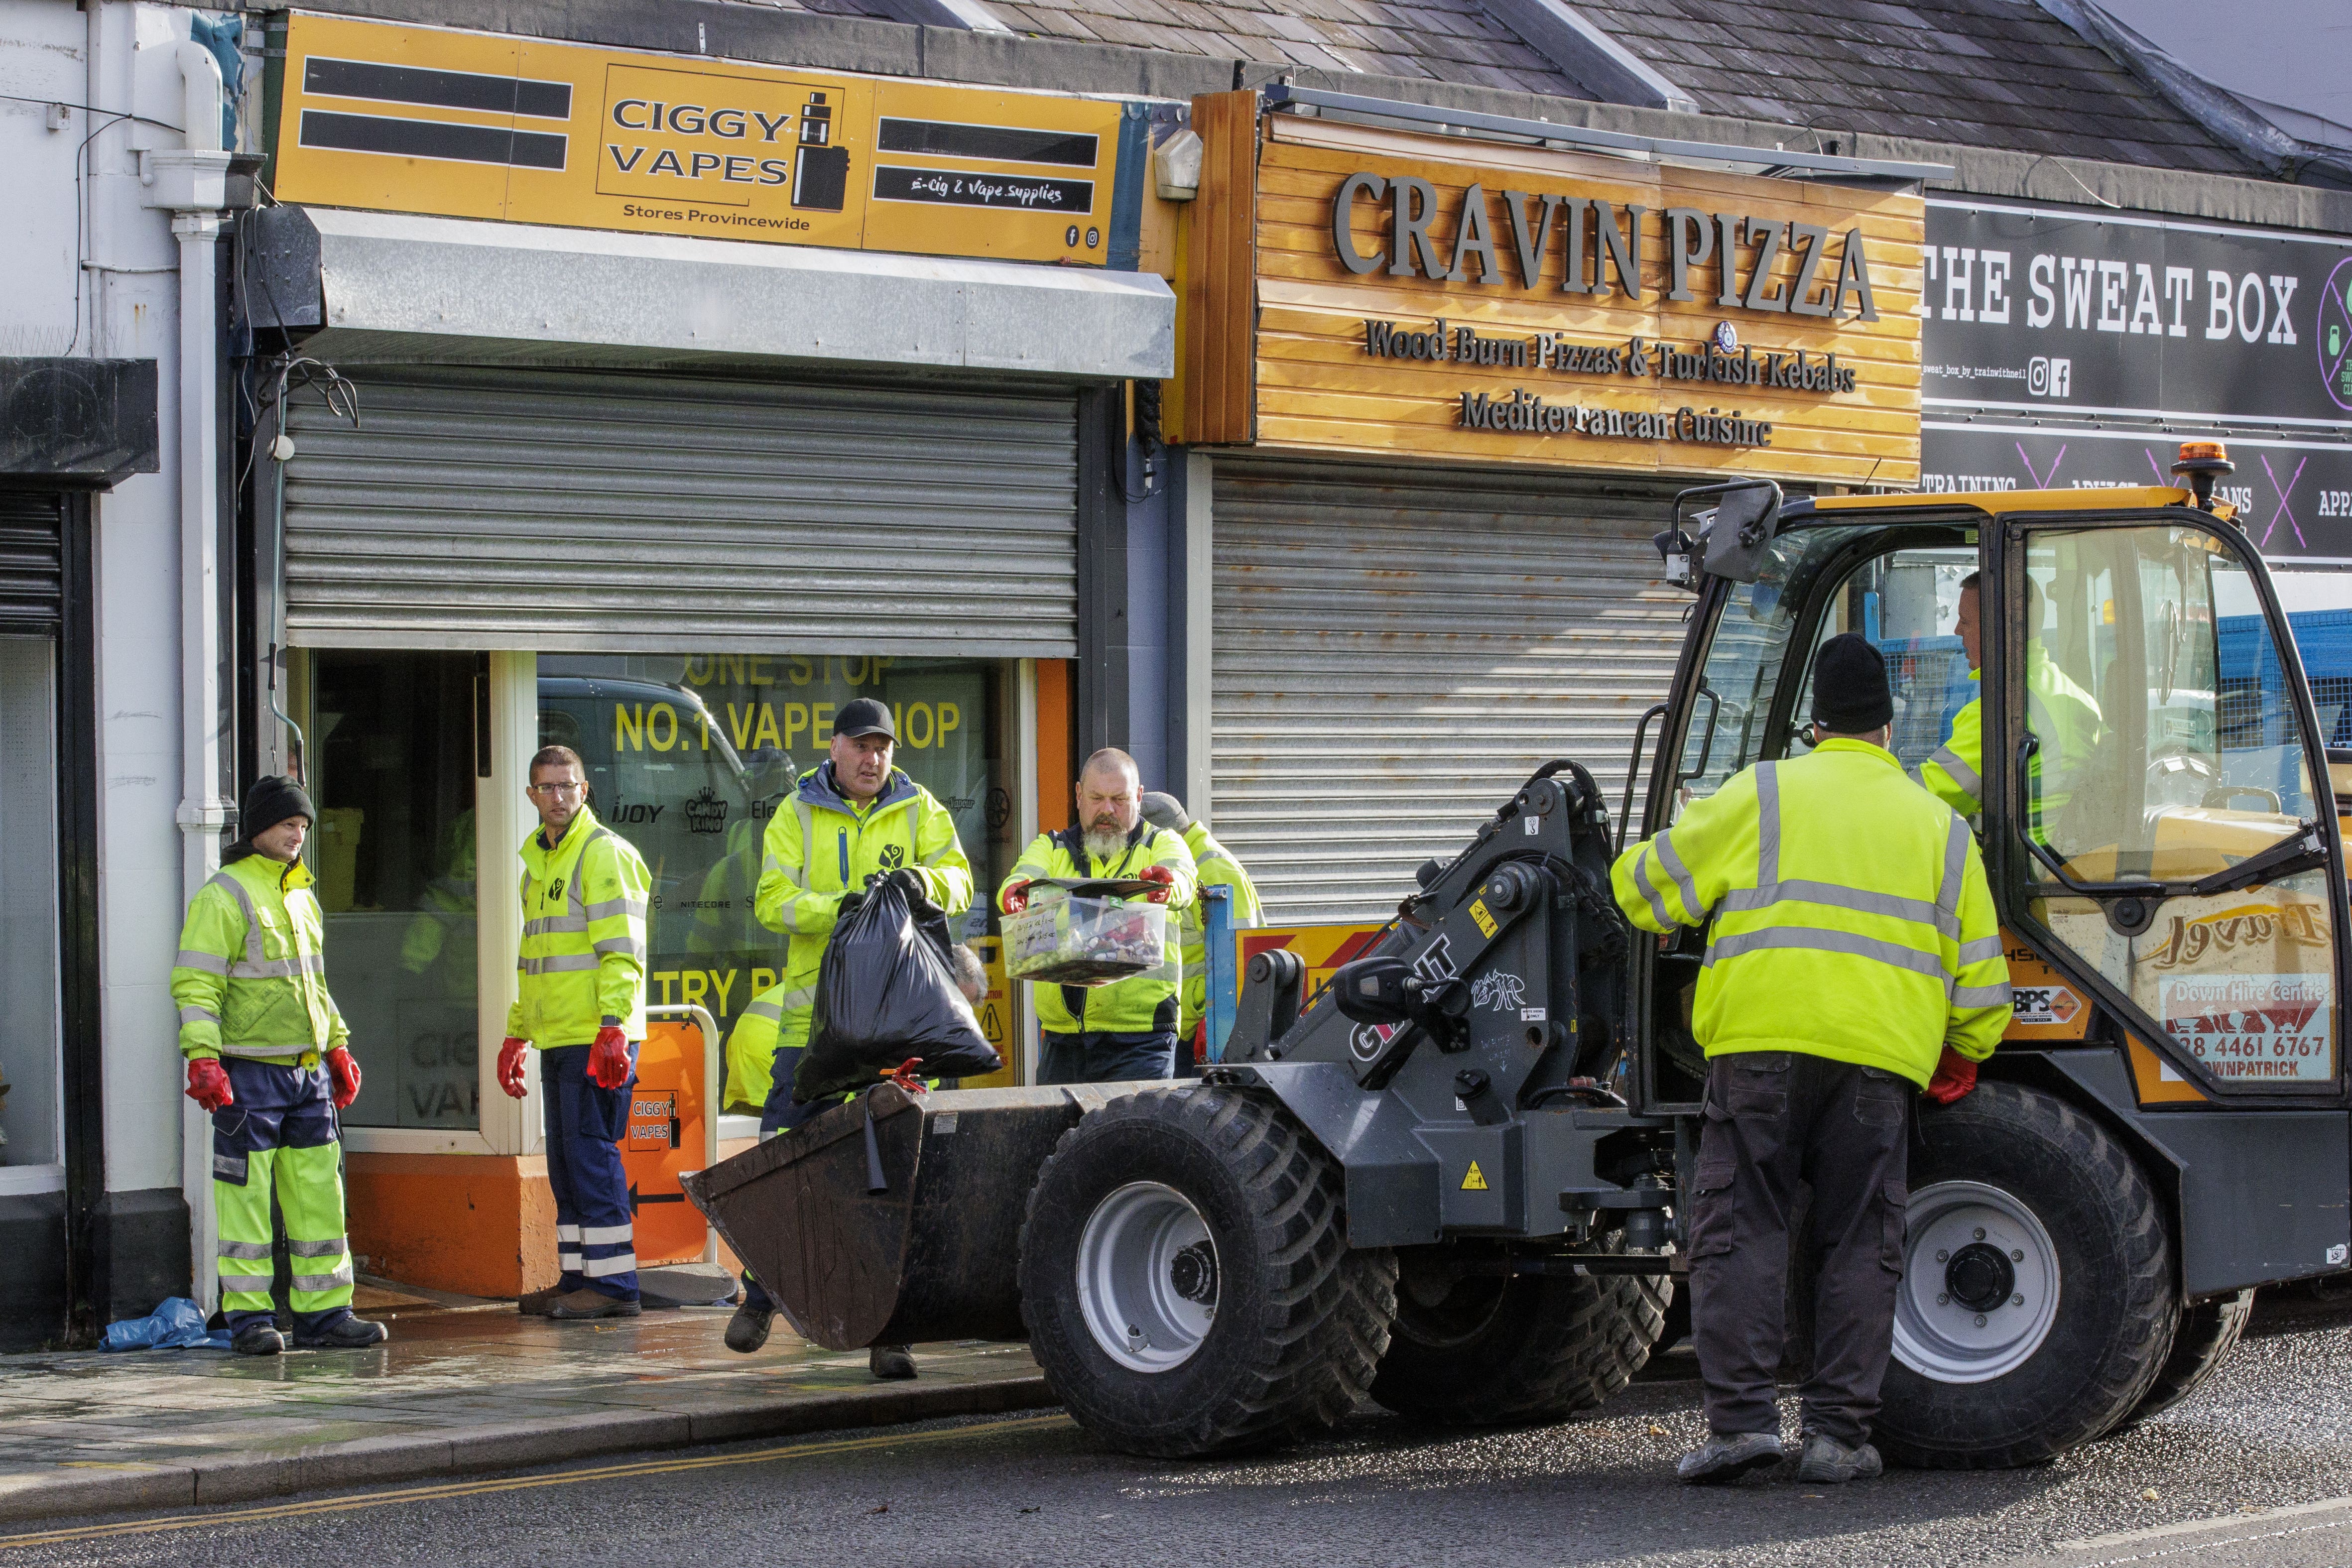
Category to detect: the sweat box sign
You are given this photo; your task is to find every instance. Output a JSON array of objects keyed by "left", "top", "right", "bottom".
[{"left": 270, "top": 12, "right": 1127, "bottom": 266}]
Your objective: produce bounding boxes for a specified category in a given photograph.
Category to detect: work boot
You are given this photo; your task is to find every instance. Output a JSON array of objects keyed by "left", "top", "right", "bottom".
[
  {"left": 546, "top": 1288, "right": 641, "bottom": 1321},
  {"left": 725, "top": 1301, "right": 776, "bottom": 1354},
  {"left": 869, "top": 1343, "right": 917, "bottom": 1381},
  {"left": 295, "top": 1315, "right": 390, "bottom": 1350},
  {"left": 1794, "top": 1433, "right": 1883, "bottom": 1484},
  {"left": 1676, "top": 1430, "right": 1785, "bottom": 1485},
  {"left": 231, "top": 1323, "right": 285, "bottom": 1357},
  {"left": 517, "top": 1285, "right": 566, "bottom": 1317}
]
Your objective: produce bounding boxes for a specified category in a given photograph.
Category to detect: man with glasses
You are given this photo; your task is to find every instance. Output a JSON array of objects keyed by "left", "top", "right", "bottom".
[{"left": 495, "top": 745, "right": 655, "bottom": 1320}]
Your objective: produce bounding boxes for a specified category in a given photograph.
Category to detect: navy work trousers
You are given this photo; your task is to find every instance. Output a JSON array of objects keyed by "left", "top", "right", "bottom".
[
  {"left": 1037, "top": 1030, "right": 1176, "bottom": 1086},
  {"left": 540, "top": 1043, "right": 641, "bottom": 1300}
]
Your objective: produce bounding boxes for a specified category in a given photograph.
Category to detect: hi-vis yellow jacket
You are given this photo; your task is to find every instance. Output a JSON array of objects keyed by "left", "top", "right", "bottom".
[
  {"left": 171, "top": 851, "right": 348, "bottom": 1062},
  {"left": 753, "top": 764, "right": 974, "bottom": 1056},
  {"left": 1000, "top": 823, "right": 1198, "bottom": 1036},
  {"left": 1176, "top": 822, "right": 1261, "bottom": 1040},
  {"left": 1612, "top": 739, "right": 2011, "bottom": 1086},
  {"left": 506, "top": 807, "right": 652, "bottom": 1048},
  {"left": 1921, "top": 653, "right": 2104, "bottom": 818},
  {"left": 724, "top": 980, "right": 787, "bottom": 1109}
]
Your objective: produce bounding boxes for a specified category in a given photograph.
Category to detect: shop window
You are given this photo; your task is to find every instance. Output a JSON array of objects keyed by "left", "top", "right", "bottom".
[
  {"left": 535, "top": 653, "right": 1009, "bottom": 1057},
  {"left": 0, "top": 637, "right": 59, "bottom": 1174},
  {"left": 309, "top": 651, "right": 481, "bottom": 1130}
]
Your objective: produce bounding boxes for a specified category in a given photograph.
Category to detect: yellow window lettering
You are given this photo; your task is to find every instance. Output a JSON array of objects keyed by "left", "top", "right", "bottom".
[
  {"left": 751, "top": 966, "right": 778, "bottom": 994},
  {"left": 708, "top": 969, "right": 737, "bottom": 1010},
  {"left": 650, "top": 969, "right": 679, "bottom": 1005},
  {"left": 782, "top": 702, "right": 809, "bottom": 749},
  {"left": 813, "top": 702, "right": 834, "bottom": 738},
  {"left": 726, "top": 703, "right": 756, "bottom": 749},
  {"left": 786, "top": 656, "right": 811, "bottom": 686},
  {"left": 938, "top": 702, "right": 959, "bottom": 743},
  {"left": 679, "top": 970, "right": 708, "bottom": 1006},
  {"left": 748, "top": 656, "right": 774, "bottom": 686},
  {"left": 647, "top": 703, "right": 678, "bottom": 751},
  {"left": 616, "top": 704, "right": 645, "bottom": 751},
  {"left": 751, "top": 703, "right": 782, "bottom": 750}
]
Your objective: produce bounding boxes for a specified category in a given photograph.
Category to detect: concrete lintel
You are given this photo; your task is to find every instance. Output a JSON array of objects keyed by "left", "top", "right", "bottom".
[{"left": 302, "top": 208, "right": 1175, "bottom": 382}]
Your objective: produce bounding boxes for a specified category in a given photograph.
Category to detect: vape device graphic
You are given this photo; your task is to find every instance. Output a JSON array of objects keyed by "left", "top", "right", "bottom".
[{"left": 791, "top": 92, "right": 851, "bottom": 212}]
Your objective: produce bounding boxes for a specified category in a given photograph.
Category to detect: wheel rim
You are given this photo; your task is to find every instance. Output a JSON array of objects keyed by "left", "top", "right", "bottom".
[
  {"left": 1075, "top": 1181, "right": 1220, "bottom": 1373},
  {"left": 1892, "top": 1180, "right": 2061, "bottom": 1385}
]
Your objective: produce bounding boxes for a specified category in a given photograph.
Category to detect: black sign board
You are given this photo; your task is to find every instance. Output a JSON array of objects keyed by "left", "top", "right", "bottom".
[
  {"left": 1921, "top": 421, "right": 2352, "bottom": 564},
  {"left": 1919, "top": 198, "right": 2352, "bottom": 564}
]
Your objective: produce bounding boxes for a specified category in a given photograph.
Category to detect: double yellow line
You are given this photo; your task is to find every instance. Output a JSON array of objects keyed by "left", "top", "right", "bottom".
[{"left": 0, "top": 1412, "right": 1072, "bottom": 1550}]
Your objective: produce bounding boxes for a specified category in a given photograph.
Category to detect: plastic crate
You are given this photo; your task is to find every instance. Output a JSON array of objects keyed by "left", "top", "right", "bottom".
[{"left": 1003, "top": 892, "right": 1171, "bottom": 986}]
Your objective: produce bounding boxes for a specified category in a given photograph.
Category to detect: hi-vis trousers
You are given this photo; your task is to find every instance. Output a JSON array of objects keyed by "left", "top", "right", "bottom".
[{"left": 211, "top": 1056, "right": 355, "bottom": 1332}]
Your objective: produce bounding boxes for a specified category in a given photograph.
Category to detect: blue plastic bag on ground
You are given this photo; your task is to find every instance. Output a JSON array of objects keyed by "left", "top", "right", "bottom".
[{"left": 103, "top": 1296, "right": 231, "bottom": 1351}]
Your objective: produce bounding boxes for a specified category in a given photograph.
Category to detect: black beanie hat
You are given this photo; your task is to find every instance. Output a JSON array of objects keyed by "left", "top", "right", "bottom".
[
  {"left": 1811, "top": 633, "right": 1895, "bottom": 734},
  {"left": 240, "top": 774, "right": 316, "bottom": 842}
]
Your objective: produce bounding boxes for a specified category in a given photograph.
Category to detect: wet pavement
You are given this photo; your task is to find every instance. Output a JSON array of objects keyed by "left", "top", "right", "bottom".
[
  {"left": 7, "top": 1288, "right": 2352, "bottom": 1566},
  {"left": 0, "top": 1288, "right": 1047, "bottom": 1522}
]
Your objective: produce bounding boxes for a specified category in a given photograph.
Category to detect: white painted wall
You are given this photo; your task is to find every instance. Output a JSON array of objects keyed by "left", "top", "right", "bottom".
[{"left": 0, "top": 1, "right": 251, "bottom": 1223}]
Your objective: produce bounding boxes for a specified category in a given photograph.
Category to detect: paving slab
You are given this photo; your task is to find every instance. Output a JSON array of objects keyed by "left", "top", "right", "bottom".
[{"left": 0, "top": 1303, "right": 1053, "bottom": 1524}]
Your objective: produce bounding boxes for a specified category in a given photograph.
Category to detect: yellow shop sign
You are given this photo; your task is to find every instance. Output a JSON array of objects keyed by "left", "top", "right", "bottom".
[{"left": 269, "top": 12, "right": 1135, "bottom": 265}]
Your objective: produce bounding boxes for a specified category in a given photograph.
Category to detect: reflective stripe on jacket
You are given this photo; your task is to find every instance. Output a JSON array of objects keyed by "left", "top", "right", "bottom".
[
  {"left": 505, "top": 806, "right": 652, "bottom": 1047},
  {"left": 171, "top": 852, "right": 347, "bottom": 1062},
  {"left": 723, "top": 981, "right": 787, "bottom": 1108},
  {"left": 1611, "top": 738, "right": 2010, "bottom": 1086},
  {"left": 1921, "top": 655, "right": 2104, "bottom": 818},
  {"left": 1000, "top": 822, "right": 1198, "bottom": 1036},
  {"left": 1177, "top": 823, "right": 1261, "bottom": 1039},
  {"left": 751, "top": 764, "right": 974, "bottom": 1055}
]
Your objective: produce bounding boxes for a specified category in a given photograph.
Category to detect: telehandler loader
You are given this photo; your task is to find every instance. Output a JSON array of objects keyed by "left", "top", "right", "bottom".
[{"left": 688, "top": 455, "right": 2352, "bottom": 1467}]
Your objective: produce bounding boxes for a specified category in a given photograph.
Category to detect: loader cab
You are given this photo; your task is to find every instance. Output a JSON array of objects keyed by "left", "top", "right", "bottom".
[{"left": 1631, "top": 480, "right": 2350, "bottom": 1113}]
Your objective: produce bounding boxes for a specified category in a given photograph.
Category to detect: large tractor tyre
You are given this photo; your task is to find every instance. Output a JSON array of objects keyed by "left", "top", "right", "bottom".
[
  {"left": 1370, "top": 1243, "right": 1670, "bottom": 1425},
  {"left": 1876, "top": 1082, "right": 2177, "bottom": 1470},
  {"left": 1016, "top": 1086, "right": 1398, "bottom": 1459},
  {"left": 2112, "top": 1288, "right": 2255, "bottom": 1433}
]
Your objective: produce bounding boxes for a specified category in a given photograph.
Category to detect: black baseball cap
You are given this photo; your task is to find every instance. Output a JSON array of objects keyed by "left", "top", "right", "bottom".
[{"left": 833, "top": 697, "right": 896, "bottom": 740}]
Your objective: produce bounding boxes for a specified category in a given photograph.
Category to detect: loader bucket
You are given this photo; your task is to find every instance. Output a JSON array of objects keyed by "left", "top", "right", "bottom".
[{"left": 682, "top": 1083, "right": 1116, "bottom": 1350}]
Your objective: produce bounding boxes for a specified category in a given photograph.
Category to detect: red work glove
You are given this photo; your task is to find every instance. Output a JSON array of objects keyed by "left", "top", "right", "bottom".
[
  {"left": 587, "top": 1025, "right": 633, "bottom": 1090},
  {"left": 1137, "top": 864, "right": 1176, "bottom": 905},
  {"left": 324, "top": 1046, "right": 363, "bottom": 1110},
  {"left": 1000, "top": 878, "right": 1032, "bottom": 915},
  {"left": 1924, "top": 1046, "right": 1979, "bottom": 1106},
  {"left": 496, "top": 1036, "right": 531, "bottom": 1100},
  {"left": 185, "top": 1058, "right": 234, "bottom": 1113}
]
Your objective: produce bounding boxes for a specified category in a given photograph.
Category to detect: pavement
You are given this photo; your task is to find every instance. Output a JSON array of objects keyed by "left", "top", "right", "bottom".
[
  {"left": 0, "top": 1280, "right": 1052, "bottom": 1527},
  {"left": 10, "top": 1287, "right": 2352, "bottom": 1566}
]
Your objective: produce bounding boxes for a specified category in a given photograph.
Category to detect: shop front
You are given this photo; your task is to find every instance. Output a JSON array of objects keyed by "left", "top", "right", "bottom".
[
  {"left": 1171, "top": 91, "right": 1928, "bottom": 921},
  {"left": 246, "top": 14, "right": 1171, "bottom": 1295}
]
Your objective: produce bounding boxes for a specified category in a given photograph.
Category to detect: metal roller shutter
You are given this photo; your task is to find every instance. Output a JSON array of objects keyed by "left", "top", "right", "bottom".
[
  {"left": 1212, "top": 456, "right": 1691, "bottom": 924},
  {"left": 0, "top": 492, "right": 65, "bottom": 631},
  {"left": 283, "top": 366, "right": 1079, "bottom": 654}
]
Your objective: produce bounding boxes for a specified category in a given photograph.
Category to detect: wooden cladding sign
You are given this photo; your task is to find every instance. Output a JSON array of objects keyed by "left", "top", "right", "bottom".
[{"left": 1180, "top": 97, "right": 1923, "bottom": 485}]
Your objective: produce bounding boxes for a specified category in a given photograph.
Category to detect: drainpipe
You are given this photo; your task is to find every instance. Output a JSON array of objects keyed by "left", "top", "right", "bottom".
[{"left": 144, "top": 41, "right": 236, "bottom": 1311}]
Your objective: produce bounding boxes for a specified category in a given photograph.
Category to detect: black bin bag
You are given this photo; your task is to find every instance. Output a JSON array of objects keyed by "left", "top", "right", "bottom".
[{"left": 794, "top": 878, "right": 1000, "bottom": 1104}]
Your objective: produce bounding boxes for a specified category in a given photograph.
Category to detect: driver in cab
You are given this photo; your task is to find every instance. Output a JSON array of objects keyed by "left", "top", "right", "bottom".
[{"left": 1921, "top": 571, "right": 2102, "bottom": 820}]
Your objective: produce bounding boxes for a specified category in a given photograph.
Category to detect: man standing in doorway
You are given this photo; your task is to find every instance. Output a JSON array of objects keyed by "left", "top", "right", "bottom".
[
  {"left": 724, "top": 697, "right": 972, "bottom": 1364},
  {"left": 495, "top": 744, "right": 654, "bottom": 1321},
  {"left": 1000, "top": 749, "right": 1197, "bottom": 1085},
  {"left": 1613, "top": 636, "right": 2009, "bottom": 1485},
  {"left": 172, "top": 775, "right": 385, "bottom": 1355},
  {"left": 1139, "top": 791, "right": 1261, "bottom": 1074}
]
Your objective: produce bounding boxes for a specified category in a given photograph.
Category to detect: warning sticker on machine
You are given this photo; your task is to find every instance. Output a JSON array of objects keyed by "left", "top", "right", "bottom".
[
  {"left": 2010, "top": 985, "right": 2083, "bottom": 1028},
  {"left": 2159, "top": 973, "right": 2334, "bottom": 1082}
]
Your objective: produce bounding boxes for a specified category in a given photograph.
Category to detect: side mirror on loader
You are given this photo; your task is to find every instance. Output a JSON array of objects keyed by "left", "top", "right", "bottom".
[{"left": 1658, "top": 480, "right": 1783, "bottom": 587}]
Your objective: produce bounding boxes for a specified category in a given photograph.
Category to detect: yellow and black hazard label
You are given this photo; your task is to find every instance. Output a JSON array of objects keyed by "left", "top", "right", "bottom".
[
  {"left": 1467, "top": 899, "right": 1498, "bottom": 938},
  {"left": 1461, "top": 1161, "right": 1489, "bottom": 1192}
]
